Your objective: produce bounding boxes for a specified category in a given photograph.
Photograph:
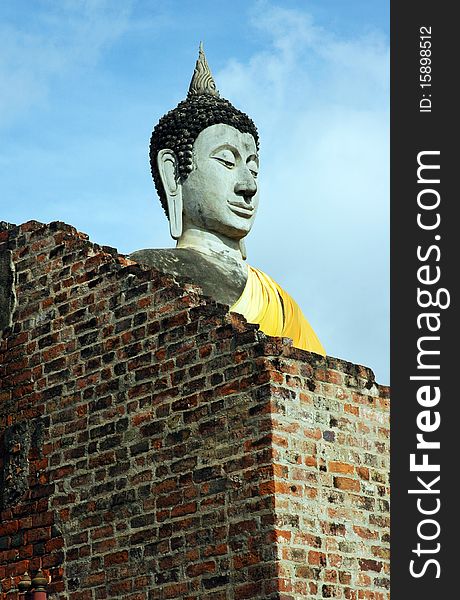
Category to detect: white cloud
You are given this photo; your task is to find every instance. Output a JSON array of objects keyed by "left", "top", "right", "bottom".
[{"left": 0, "top": 0, "right": 132, "bottom": 127}]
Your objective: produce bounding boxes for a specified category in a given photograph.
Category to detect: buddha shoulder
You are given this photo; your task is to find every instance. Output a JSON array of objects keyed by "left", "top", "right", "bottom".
[{"left": 129, "top": 248, "right": 247, "bottom": 307}]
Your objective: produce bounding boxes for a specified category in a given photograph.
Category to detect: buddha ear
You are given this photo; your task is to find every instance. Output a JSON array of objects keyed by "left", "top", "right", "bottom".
[
  {"left": 157, "top": 149, "right": 183, "bottom": 239},
  {"left": 239, "top": 239, "right": 247, "bottom": 260}
]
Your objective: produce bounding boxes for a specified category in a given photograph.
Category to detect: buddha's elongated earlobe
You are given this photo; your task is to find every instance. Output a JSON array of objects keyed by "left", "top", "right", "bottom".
[
  {"left": 157, "top": 149, "right": 183, "bottom": 239},
  {"left": 239, "top": 239, "right": 247, "bottom": 260}
]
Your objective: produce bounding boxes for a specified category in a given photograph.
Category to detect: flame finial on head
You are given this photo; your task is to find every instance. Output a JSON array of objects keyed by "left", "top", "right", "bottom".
[{"left": 188, "top": 42, "right": 220, "bottom": 97}]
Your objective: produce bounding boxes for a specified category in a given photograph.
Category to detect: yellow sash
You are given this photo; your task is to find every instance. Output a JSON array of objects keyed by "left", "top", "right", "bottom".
[{"left": 230, "top": 265, "right": 325, "bottom": 356}]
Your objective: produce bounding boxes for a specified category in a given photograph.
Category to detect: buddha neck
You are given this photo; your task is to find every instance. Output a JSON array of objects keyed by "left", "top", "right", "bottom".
[{"left": 176, "top": 226, "right": 245, "bottom": 264}]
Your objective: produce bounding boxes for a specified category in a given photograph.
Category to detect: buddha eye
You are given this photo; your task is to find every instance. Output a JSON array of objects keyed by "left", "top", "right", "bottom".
[
  {"left": 216, "top": 158, "right": 235, "bottom": 168},
  {"left": 211, "top": 149, "right": 236, "bottom": 169},
  {"left": 248, "top": 160, "right": 259, "bottom": 178}
]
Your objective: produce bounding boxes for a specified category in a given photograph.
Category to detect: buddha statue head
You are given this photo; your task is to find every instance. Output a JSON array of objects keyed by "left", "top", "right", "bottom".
[{"left": 149, "top": 44, "right": 260, "bottom": 259}]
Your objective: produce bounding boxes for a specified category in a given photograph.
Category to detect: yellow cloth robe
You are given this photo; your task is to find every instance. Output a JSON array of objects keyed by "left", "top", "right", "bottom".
[{"left": 230, "top": 265, "right": 325, "bottom": 356}]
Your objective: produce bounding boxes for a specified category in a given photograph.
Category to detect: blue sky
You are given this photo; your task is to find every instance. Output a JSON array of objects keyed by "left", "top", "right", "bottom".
[{"left": 0, "top": 0, "right": 389, "bottom": 383}]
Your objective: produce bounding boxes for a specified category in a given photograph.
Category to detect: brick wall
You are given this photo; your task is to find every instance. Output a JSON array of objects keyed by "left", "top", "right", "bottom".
[{"left": 0, "top": 221, "right": 390, "bottom": 599}]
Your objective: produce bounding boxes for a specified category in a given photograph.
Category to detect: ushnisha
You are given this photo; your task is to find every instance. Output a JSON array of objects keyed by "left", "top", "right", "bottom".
[{"left": 131, "top": 44, "right": 325, "bottom": 355}]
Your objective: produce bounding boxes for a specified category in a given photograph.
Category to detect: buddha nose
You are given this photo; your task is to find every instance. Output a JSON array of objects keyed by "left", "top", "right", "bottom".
[{"left": 234, "top": 169, "right": 257, "bottom": 202}]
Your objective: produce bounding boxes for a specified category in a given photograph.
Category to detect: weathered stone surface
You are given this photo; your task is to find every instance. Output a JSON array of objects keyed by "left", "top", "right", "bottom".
[
  {"left": 0, "top": 221, "right": 389, "bottom": 599},
  {"left": 129, "top": 247, "right": 246, "bottom": 307},
  {"left": 0, "top": 419, "right": 45, "bottom": 510},
  {"left": 0, "top": 222, "right": 17, "bottom": 331}
]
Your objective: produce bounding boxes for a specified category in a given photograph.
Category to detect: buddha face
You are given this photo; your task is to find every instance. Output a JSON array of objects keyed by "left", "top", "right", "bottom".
[{"left": 181, "top": 123, "right": 259, "bottom": 239}]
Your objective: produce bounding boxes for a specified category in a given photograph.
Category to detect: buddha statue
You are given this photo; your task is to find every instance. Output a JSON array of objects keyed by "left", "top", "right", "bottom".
[{"left": 130, "top": 44, "right": 325, "bottom": 356}]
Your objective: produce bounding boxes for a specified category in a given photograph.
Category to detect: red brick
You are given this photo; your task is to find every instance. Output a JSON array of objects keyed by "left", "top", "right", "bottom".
[
  {"left": 186, "top": 560, "right": 215, "bottom": 577},
  {"left": 359, "top": 559, "right": 383, "bottom": 572},
  {"left": 353, "top": 526, "right": 379, "bottom": 540},
  {"left": 104, "top": 551, "right": 129, "bottom": 567},
  {"left": 308, "top": 551, "right": 327, "bottom": 566},
  {"left": 333, "top": 476, "right": 361, "bottom": 492},
  {"left": 0, "top": 522, "right": 18, "bottom": 537},
  {"left": 25, "top": 527, "right": 51, "bottom": 543},
  {"left": 329, "top": 461, "right": 354, "bottom": 474}
]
